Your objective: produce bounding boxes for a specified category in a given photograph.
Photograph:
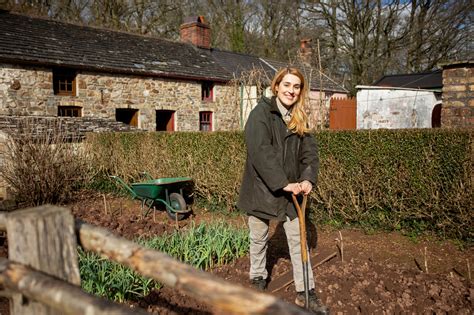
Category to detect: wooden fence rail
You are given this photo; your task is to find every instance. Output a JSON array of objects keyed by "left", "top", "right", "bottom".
[
  {"left": 0, "top": 258, "right": 148, "bottom": 315},
  {"left": 0, "top": 206, "right": 312, "bottom": 315}
]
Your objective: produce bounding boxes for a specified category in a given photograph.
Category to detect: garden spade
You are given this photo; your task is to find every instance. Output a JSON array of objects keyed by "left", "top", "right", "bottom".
[{"left": 292, "top": 194, "right": 310, "bottom": 309}]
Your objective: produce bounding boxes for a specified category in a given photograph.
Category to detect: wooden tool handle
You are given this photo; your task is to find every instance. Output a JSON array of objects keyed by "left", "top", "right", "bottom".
[{"left": 292, "top": 194, "right": 308, "bottom": 263}]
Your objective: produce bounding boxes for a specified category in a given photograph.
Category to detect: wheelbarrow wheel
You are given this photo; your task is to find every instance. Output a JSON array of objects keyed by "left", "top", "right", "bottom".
[{"left": 167, "top": 193, "right": 187, "bottom": 221}]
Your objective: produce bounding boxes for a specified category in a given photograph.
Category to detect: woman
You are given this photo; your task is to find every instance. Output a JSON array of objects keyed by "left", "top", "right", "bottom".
[{"left": 237, "top": 67, "right": 329, "bottom": 314}]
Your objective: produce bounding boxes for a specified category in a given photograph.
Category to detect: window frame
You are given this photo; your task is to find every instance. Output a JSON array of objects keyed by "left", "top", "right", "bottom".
[
  {"left": 58, "top": 105, "right": 82, "bottom": 117},
  {"left": 201, "top": 81, "right": 214, "bottom": 102},
  {"left": 199, "top": 111, "right": 213, "bottom": 131},
  {"left": 53, "top": 68, "right": 77, "bottom": 96}
]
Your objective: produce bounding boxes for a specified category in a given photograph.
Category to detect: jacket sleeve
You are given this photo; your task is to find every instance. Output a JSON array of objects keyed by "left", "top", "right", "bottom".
[
  {"left": 245, "top": 109, "right": 289, "bottom": 192},
  {"left": 298, "top": 134, "right": 319, "bottom": 185}
]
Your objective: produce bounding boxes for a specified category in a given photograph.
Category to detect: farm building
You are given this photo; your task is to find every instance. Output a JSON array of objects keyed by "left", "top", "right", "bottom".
[{"left": 356, "top": 63, "right": 474, "bottom": 129}]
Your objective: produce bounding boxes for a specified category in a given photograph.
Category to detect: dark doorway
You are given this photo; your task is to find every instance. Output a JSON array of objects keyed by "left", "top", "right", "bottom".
[
  {"left": 156, "top": 110, "right": 175, "bottom": 131},
  {"left": 431, "top": 103, "right": 442, "bottom": 128},
  {"left": 115, "top": 108, "right": 139, "bottom": 127}
]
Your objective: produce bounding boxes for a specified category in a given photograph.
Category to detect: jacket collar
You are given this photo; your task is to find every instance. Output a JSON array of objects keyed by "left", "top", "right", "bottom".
[{"left": 263, "top": 96, "right": 281, "bottom": 115}]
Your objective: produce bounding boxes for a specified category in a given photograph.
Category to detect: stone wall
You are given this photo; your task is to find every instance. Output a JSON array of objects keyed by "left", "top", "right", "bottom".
[
  {"left": 441, "top": 61, "right": 474, "bottom": 128},
  {"left": 0, "top": 63, "right": 239, "bottom": 131},
  {"left": 0, "top": 115, "right": 137, "bottom": 138}
]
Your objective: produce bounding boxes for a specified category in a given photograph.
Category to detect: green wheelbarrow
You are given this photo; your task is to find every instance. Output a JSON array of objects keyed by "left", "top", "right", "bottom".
[{"left": 110, "top": 174, "right": 193, "bottom": 221}]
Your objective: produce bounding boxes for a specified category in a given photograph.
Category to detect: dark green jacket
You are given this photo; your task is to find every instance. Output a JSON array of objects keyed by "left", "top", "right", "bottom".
[{"left": 237, "top": 96, "right": 319, "bottom": 221}]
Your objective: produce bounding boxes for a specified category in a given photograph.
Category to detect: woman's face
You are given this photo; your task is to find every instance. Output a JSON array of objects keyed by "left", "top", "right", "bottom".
[{"left": 275, "top": 73, "right": 301, "bottom": 108}]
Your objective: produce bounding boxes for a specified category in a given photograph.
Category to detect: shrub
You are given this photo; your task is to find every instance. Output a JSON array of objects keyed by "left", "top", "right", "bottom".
[
  {"left": 86, "top": 129, "right": 473, "bottom": 241},
  {"left": 86, "top": 131, "right": 245, "bottom": 211},
  {"left": 314, "top": 129, "right": 472, "bottom": 241},
  {"left": 0, "top": 118, "right": 91, "bottom": 206}
]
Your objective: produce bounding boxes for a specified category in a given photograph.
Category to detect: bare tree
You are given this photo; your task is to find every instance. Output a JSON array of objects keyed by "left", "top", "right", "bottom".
[
  {"left": 116, "top": 0, "right": 182, "bottom": 37},
  {"left": 3, "top": 0, "right": 90, "bottom": 24},
  {"left": 204, "top": 0, "right": 255, "bottom": 53},
  {"left": 304, "top": 0, "right": 409, "bottom": 93},
  {"left": 250, "top": 0, "right": 301, "bottom": 58},
  {"left": 404, "top": 0, "right": 471, "bottom": 72},
  {"left": 3, "top": 0, "right": 470, "bottom": 92},
  {"left": 304, "top": 0, "right": 471, "bottom": 93}
]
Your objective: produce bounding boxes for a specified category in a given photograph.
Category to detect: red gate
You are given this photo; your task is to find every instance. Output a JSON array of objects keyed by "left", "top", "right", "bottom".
[{"left": 329, "top": 97, "right": 356, "bottom": 130}]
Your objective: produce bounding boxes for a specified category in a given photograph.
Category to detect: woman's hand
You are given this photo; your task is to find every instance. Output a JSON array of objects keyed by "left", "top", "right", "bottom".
[
  {"left": 299, "top": 180, "right": 313, "bottom": 195},
  {"left": 283, "top": 183, "right": 302, "bottom": 195}
]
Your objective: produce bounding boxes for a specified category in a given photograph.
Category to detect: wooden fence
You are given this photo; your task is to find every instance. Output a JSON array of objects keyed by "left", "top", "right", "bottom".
[{"left": 0, "top": 205, "right": 313, "bottom": 315}]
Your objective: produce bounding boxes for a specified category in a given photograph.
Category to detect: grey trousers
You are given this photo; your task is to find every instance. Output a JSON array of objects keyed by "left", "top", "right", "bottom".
[{"left": 248, "top": 215, "right": 315, "bottom": 292}]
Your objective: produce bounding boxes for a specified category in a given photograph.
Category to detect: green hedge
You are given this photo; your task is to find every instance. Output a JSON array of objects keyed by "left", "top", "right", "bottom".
[
  {"left": 314, "top": 129, "right": 472, "bottom": 241},
  {"left": 86, "top": 129, "right": 472, "bottom": 241}
]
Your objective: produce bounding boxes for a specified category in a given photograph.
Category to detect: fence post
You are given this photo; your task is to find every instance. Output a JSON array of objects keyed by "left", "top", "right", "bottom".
[{"left": 6, "top": 205, "right": 80, "bottom": 315}]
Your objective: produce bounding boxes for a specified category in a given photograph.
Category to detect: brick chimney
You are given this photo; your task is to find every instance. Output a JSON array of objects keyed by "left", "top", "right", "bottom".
[
  {"left": 299, "top": 38, "right": 313, "bottom": 66},
  {"left": 180, "top": 16, "right": 211, "bottom": 49}
]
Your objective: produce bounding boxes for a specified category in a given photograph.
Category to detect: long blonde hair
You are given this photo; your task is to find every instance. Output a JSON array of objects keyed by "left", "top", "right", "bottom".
[{"left": 271, "top": 67, "right": 309, "bottom": 136}]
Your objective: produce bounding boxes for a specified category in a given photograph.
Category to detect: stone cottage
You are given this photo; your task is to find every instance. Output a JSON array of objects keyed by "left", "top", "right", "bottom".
[
  {"left": 0, "top": 11, "right": 348, "bottom": 131},
  {"left": 0, "top": 11, "right": 236, "bottom": 132}
]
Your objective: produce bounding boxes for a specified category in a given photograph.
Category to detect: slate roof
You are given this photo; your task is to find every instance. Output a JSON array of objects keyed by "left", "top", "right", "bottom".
[
  {"left": 0, "top": 10, "right": 231, "bottom": 81},
  {"left": 0, "top": 10, "right": 347, "bottom": 92},
  {"left": 372, "top": 69, "right": 443, "bottom": 90},
  {"left": 208, "top": 48, "right": 275, "bottom": 83},
  {"left": 204, "top": 49, "right": 347, "bottom": 93},
  {"left": 263, "top": 58, "right": 348, "bottom": 93}
]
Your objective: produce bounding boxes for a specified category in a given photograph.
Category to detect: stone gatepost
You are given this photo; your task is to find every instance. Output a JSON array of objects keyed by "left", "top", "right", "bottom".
[{"left": 440, "top": 61, "right": 474, "bottom": 128}]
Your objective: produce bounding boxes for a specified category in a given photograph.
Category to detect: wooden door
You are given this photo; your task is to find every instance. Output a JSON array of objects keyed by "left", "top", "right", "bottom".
[{"left": 329, "top": 97, "right": 356, "bottom": 130}]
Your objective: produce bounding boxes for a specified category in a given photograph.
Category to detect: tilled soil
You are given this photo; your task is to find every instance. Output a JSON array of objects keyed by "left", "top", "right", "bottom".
[{"left": 1, "top": 192, "right": 472, "bottom": 314}]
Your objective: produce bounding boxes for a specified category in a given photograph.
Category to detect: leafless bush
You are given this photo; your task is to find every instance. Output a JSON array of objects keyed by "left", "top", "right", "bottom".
[
  {"left": 0, "top": 119, "right": 91, "bottom": 206},
  {"left": 226, "top": 67, "right": 272, "bottom": 129}
]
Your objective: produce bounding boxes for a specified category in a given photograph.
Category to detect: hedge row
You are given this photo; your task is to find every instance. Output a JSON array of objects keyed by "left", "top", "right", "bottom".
[{"left": 86, "top": 129, "right": 472, "bottom": 241}]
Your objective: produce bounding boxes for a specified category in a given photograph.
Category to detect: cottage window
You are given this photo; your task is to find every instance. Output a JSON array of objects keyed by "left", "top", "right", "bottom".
[
  {"left": 58, "top": 106, "right": 82, "bottom": 117},
  {"left": 116, "top": 108, "right": 139, "bottom": 127},
  {"left": 199, "top": 111, "right": 212, "bottom": 131},
  {"left": 201, "top": 81, "right": 214, "bottom": 102},
  {"left": 53, "top": 68, "right": 77, "bottom": 96}
]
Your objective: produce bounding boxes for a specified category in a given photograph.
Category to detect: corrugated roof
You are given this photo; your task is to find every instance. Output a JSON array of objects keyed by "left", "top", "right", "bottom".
[
  {"left": 0, "top": 11, "right": 231, "bottom": 81},
  {"left": 372, "top": 70, "right": 442, "bottom": 89}
]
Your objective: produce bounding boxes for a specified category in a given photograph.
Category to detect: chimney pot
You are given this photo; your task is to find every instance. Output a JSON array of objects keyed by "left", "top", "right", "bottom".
[
  {"left": 300, "top": 38, "right": 312, "bottom": 50},
  {"left": 180, "top": 16, "right": 211, "bottom": 49},
  {"left": 299, "top": 38, "right": 313, "bottom": 65}
]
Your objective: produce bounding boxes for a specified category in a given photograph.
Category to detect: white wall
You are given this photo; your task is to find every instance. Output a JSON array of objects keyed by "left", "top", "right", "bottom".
[
  {"left": 240, "top": 85, "right": 259, "bottom": 127},
  {"left": 356, "top": 87, "right": 439, "bottom": 129}
]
